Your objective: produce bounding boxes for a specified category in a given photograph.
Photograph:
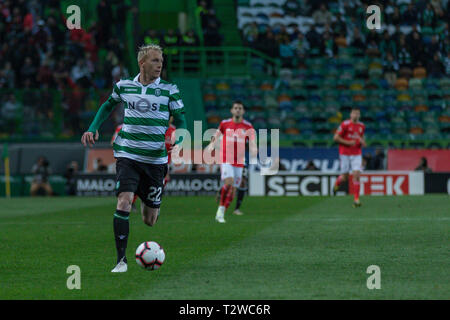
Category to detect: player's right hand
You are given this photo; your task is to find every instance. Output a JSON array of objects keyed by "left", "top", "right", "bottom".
[
  {"left": 81, "top": 130, "right": 99, "bottom": 147},
  {"left": 348, "top": 140, "right": 356, "bottom": 146}
]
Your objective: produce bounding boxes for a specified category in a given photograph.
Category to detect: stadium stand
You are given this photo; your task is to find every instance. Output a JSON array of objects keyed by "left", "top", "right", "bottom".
[
  {"left": 1, "top": 0, "right": 449, "bottom": 147},
  {"left": 202, "top": 0, "right": 450, "bottom": 143},
  {"left": 0, "top": 0, "right": 130, "bottom": 139}
]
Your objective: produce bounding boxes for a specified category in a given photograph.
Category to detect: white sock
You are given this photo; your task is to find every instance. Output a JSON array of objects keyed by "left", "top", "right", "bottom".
[{"left": 217, "top": 206, "right": 225, "bottom": 216}]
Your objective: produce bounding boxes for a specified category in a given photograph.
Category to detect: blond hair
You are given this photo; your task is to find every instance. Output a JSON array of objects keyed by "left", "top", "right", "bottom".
[{"left": 137, "top": 44, "right": 163, "bottom": 63}]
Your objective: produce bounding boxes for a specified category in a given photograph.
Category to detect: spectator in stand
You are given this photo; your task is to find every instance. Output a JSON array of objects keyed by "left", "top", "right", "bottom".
[
  {"left": 143, "top": 29, "right": 162, "bottom": 46},
  {"left": 383, "top": 52, "right": 399, "bottom": 87},
  {"left": 289, "top": 25, "right": 301, "bottom": 41},
  {"left": 312, "top": 4, "right": 332, "bottom": 26},
  {"left": 163, "top": 29, "right": 180, "bottom": 55},
  {"left": 2, "top": 94, "right": 21, "bottom": 134},
  {"left": 181, "top": 30, "right": 200, "bottom": 72},
  {"left": 113, "top": 0, "right": 129, "bottom": 41},
  {"left": 256, "top": 29, "right": 278, "bottom": 58},
  {"left": 365, "top": 28, "right": 379, "bottom": 46},
  {"left": 321, "top": 31, "right": 335, "bottom": 57},
  {"left": 181, "top": 30, "right": 199, "bottom": 46},
  {"left": 421, "top": 3, "right": 436, "bottom": 28},
  {"left": 430, "top": 0, "right": 443, "bottom": 16},
  {"left": 279, "top": 38, "right": 295, "bottom": 68},
  {"left": 71, "top": 59, "right": 92, "bottom": 89},
  {"left": 53, "top": 60, "right": 70, "bottom": 89},
  {"left": 426, "top": 35, "right": 442, "bottom": 60},
  {"left": 20, "top": 56, "right": 37, "bottom": 87},
  {"left": 283, "top": 0, "right": 302, "bottom": 17},
  {"left": 332, "top": 12, "right": 347, "bottom": 37},
  {"left": 112, "top": 62, "right": 129, "bottom": 84},
  {"left": 445, "top": 52, "right": 450, "bottom": 75},
  {"left": 203, "top": 9, "right": 223, "bottom": 46},
  {"left": 388, "top": 6, "right": 402, "bottom": 26},
  {"left": 427, "top": 53, "right": 445, "bottom": 78},
  {"left": 305, "top": 25, "right": 322, "bottom": 51},
  {"left": 351, "top": 28, "right": 366, "bottom": 56},
  {"left": 291, "top": 32, "right": 309, "bottom": 57},
  {"left": 96, "top": 0, "right": 113, "bottom": 45},
  {"left": 36, "top": 59, "right": 54, "bottom": 87},
  {"left": 104, "top": 50, "right": 119, "bottom": 84},
  {"left": 275, "top": 25, "right": 290, "bottom": 45},
  {"left": 334, "top": 32, "right": 347, "bottom": 49},
  {"left": 243, "top": 22, "right": 259, "bottom": 46},
  {"left": 407, "top": 30, "right": 424, "bottom": 56},
  {"left": 397, "top": 37, "right": 413, "bottom": 77},
  {"left": 403, "top": 3, "right": 418, "bottom": 25},
  {"left": 197, "top": 0, "right": 209, "bottom": 30},
  {"left": 379, "top": 30, "right": 397, "bottom": 59},
  {"left": 163, "top": 29, "right": 180, "bottom": 47},
  {"left": 0, "top": 61, "right": 15, "bottom": 88}
]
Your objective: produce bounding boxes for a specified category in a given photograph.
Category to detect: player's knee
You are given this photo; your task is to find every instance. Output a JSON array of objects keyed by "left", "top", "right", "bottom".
[{"left": 117, "top": 193, "right": 133, "bottom": 210}]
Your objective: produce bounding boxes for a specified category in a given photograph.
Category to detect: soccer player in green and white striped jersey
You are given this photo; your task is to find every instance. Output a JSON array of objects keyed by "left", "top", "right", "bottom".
[{"left": 81, "top": 44, "right": 187, "bottom": 272}]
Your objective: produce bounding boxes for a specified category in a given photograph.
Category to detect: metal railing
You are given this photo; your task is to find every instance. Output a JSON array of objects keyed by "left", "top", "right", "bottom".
[{"left": 166, "top": 46, "right": 281, "bottom": 78}]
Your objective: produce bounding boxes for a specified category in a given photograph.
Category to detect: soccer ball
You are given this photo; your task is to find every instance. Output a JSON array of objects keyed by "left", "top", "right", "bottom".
[{"left": 135, "top": 241, "right": 165, "bottom": 270}]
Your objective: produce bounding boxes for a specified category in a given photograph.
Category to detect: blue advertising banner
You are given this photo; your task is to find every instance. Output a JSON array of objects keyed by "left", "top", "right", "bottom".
[{"left": 277, "top": 147, "right": 377, "bottom": 172}]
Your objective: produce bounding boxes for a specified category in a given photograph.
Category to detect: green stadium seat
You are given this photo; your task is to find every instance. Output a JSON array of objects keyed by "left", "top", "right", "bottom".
[
  {"left": 409, "top": 78, "right": 423, "bottom": 90},
  {"left": 439, "top": 78, "right": 450, "bottom": 89}
]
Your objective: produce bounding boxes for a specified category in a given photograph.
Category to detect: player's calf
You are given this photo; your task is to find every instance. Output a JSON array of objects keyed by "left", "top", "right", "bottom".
[{"left": 142, "top": 206, "right": 159, "bottom": 227}]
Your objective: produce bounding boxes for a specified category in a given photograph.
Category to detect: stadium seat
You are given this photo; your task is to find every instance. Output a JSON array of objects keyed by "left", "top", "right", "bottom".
[
  {"left": 414, "top": 104, "right": 429, "bottom": 112},
  {"left": 413, "top": 66, "right": 427, "bottom": 79},
  {"left": 394, "top": 78, "right": 409, "bottom": 90},
  {"left": 409, "top": 78, "right": 423, "bottom": 89}
]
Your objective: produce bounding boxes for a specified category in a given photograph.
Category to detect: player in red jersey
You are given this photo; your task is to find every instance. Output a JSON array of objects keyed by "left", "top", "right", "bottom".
[
  {"left": 164, "top": 116, "right": 176, "bottom": 185},
  {"left": 112, "top": 117, "right": 175, "bottom": 210},
  {"left": 206, "top": 101, "right": 257, "bottom": 223},
  {"left": 333, "top": 107, "right": 366, "bottom": 207}
]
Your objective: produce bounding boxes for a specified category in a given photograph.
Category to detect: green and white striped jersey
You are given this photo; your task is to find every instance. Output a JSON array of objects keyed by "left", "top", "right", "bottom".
[{"left": 110, "top": 74, "right": 184, "bottom": 164}]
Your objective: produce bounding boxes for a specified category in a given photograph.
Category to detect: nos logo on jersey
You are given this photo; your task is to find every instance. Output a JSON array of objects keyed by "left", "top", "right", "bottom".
[{"left": 128, "top": 98, "right": 158, "bottom": 112}]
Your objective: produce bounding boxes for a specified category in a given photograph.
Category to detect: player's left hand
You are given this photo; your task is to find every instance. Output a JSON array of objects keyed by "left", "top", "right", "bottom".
[
  {"left": 81, "top": 130, "right": 99, "bottom": 147},
  {"left": 358, "top": 136, "right": 366, "bottom": 147}
]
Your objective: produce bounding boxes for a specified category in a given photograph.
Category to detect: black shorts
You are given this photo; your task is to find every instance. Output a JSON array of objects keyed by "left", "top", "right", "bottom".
[{"left": 115, "top": 157, "right": 168, "bottom": 208}]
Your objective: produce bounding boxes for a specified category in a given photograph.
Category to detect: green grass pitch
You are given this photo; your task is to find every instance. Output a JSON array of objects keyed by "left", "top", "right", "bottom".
[{"left": 0, "top": 195, "right": 448, "bottom": 299}]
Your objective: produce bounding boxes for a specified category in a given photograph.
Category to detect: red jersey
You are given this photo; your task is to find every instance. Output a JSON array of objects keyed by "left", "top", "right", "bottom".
[
  {"left": 111, "top": 124, "right": 122, "bottom": 144},
  {"left": 165, "top": 124, "right": 176, "bottom": 163},
  {"left": 336, "top": 120, "right": 365, "bottom": 155},
  {"left": 218, "top": 118, "right": 255, "bottom": 167}
]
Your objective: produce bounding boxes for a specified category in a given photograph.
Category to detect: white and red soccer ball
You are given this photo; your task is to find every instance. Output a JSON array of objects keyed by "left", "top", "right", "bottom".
[{"left": 135, "top": 241, "right": 165, "bottom": 270}]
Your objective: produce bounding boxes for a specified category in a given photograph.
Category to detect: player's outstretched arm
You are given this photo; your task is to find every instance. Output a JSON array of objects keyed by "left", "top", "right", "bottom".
[
  {"left": 206, "top": 129, "right": 222, "bottom": 152},
  {"left": 81, "top": 96, "right": 119, "bottom": 147},
  {"left": 359, "top": 136, "right": 367, "bottom": 147},
  {"left": 249, "top": 137, "right": 258, "bottom": 159}
]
